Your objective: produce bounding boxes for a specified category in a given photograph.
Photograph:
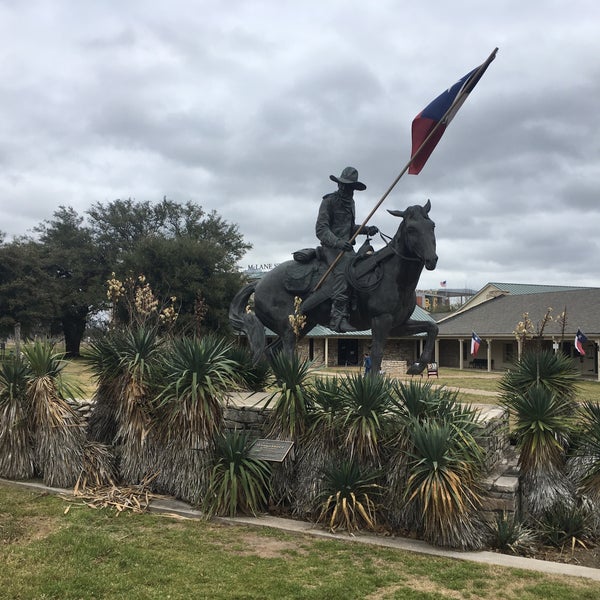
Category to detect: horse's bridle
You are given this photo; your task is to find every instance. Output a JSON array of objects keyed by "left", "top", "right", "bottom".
[{"left": 377, "top": 230, "right": 423, "bottom": 263}]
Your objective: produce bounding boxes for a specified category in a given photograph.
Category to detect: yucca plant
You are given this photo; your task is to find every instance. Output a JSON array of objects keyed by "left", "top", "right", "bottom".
[
  {"left": 499, "top": 349, "right": 580, "bottom": 402},
  {"left": 570, "top": 402, "right": 600, "bottom": 498},
  {"left": 203, "top": 430, "right": 271, "bottom": 518},
  {"left": 155, "top": 335, "right": 236, "bottom": 502},
  {"left": 84, "top": 332, "right": 126, "bottom": 444},
  {"left": 292, "top": 376, "right": 346, "bottom": 517},
  {"left": 390, "top": 379, "right": 439, "bottom": 423},
  {"left": 315, "top": 459, "right": 382, "bottom": 533},
  {"left": 537, "top": 503, "right": 590, "bottom": 550},
  {"left": 264, "top": 351, "right": 314, "bottom": 440},
  {"left": 226, "top": 345, "right": 272, "bottom": 392},
  {"left": 403, "top": 419, "right": 486, "bottom": 549},
  {"left": 501, "top": 383, "right": 575, "bottom": 518},
  {"left": 386, "top": 382, "right": 483, "bottom": 534},
  {"left": 337, "top": 373, "right": 396, "bottom": 468},
  {"left": 0, "top": 357, "right": 34, "bottom": 479},
  {"left": 113, "top": 326, "right": 163, "bottom": 485},
  {"left": 77, "top": 441, "right": 118, "bottom": 490},
  {"left": 23, "top": 341, "right": 86, "bottom": 488},
  {"left": 262, "top": 351, "right": 315, "bottom": 506},
  {"left": 487, "top": 511, "right": 537, "bottom": 556}
]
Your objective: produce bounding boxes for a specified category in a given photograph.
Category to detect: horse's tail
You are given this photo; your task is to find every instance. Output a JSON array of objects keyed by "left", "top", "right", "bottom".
[{"left": 229, "top": 282, "right": 266, "bottom": 364}]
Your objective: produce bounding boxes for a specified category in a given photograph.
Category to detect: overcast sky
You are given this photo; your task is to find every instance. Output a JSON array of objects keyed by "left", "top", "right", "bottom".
[{"left": 1, "top": 1, "right": 599, "bottom": 292}]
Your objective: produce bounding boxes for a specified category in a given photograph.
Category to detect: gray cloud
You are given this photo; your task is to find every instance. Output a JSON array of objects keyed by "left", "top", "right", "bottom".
[{"left": 1, "top": 0, "right": 600, "bottom": 293}]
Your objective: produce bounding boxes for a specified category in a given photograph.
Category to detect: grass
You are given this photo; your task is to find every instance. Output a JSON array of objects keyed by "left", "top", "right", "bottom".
[
  {"left": 2, "top": 482, "right": 600, "bottom": 599},
  {"left": 318, "top": 367, "right": 600, "bottom": 405}
]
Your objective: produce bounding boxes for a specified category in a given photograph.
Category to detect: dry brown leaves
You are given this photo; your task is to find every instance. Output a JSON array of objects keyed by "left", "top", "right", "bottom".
[{"left": 62, "top": 473, "right": 162, "bottom": 515}]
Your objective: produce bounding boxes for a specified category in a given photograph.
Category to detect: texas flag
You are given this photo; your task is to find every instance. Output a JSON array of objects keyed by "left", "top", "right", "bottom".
[
  {"left": 409, "top": 49, "right": 497, "bottom": 175},
  {"left": 471, "top": 332, "right": 482, "bottom": 357},
  {"left": 575, "top": 329, "right": 588, "bottom": 355}
]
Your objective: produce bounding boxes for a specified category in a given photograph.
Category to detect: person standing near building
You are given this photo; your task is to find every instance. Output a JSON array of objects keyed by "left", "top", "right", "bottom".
[{"left": 363, "top": 352, "right": 372, "bottom": 375}]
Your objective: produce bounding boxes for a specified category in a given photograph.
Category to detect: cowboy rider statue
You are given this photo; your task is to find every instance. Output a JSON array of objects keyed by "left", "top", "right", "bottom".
[{"left": 316, "top": 167, "right": 378, "bottom": 333}]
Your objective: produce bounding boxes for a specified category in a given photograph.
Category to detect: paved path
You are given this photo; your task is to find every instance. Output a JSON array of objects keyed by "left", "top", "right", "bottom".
[{"left": 3, "top": 478, "right": 600, "bottom": 582}]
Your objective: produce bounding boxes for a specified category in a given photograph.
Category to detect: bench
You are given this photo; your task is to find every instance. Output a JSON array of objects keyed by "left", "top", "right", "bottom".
[{"left": 469, "top": 358, "right": 494, "bottom": 369}]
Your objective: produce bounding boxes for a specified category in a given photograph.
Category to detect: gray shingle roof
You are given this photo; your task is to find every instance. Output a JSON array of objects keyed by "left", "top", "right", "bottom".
[{"left": 437, "top": 288, "right": 600, "bottom": 338}]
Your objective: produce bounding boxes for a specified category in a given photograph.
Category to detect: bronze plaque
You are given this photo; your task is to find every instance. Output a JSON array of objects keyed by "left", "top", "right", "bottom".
[{"left": 249, "top": 439, "right": 294, "bottom": 462}]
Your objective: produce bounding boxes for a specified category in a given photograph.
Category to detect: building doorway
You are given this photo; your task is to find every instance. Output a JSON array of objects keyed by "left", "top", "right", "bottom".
[{"left": 338, "top": 339, "right": 359, "bottom": 366}]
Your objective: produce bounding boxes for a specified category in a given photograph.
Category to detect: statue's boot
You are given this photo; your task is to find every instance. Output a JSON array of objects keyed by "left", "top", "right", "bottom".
[{"left": 330, "top": 301, "right": 357, "bottom": 333}]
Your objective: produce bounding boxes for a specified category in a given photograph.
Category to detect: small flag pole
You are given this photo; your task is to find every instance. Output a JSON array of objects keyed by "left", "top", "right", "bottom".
[{"left": 313, "top": 47, "right": 498, "bottom": 292}]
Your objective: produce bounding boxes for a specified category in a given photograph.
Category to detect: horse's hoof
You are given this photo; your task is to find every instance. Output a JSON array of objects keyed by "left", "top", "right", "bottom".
[{"left": 406, "top": 362, "right": 424, "bottom": 375}]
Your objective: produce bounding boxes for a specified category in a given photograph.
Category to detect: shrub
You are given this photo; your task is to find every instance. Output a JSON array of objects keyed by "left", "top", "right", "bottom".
[
  {"left": 203, "top": 431, "right": 271, "bottom": 518},
  {"left": 315, "top": 459, "right": 382, "bottom": 533}
]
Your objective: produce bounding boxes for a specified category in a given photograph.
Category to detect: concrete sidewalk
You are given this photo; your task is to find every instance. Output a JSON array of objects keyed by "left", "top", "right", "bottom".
[{"left": 4, "top": 478, "right": 600, "bottom": 582}]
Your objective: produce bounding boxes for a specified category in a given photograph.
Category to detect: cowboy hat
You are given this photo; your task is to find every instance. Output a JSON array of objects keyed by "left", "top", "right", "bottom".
[{"left": 329, "top": 166, "right": 366, "bottom": 191}]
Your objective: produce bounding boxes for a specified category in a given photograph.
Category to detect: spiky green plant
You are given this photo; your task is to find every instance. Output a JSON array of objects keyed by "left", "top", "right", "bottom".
[
  {"left": 155, "top": 335, "right": 236, "bottom": 501},
  {"left": 502, "top": 383, "right": 575, "bottom": 517},
  {"left": 403, "top": 419, "right": 485, "bottom": 549},
  {"left": 386, "top": 382, "right": 484, "bottom": 535},
  {"left": 83, "top": 332, "right": 126, "bottom": 444},
  {"left": 538, "top": 503, "right": 590, "bottom": 550},
  {"left": 292, "top": 376, "right": 346, "bottom": 517},
  {"left": 390, "top": 379, "right": 439, "bottom": 422},
  {"left": 499, "top": 349, "right": 580, "bottom": 402},
  {"left": 487, "top": 511, "right": 537, "bottom": 555},
  {"left": 22, "top": 341, "right": 86, "bottom": 488},
  {"left": 113, "top": 326, "right": 163, "bottom": 485},
  {"left": 226, "top": 345, "right": 272, "bottom": 392},
  {"left": 262, "top": 351, "right": 315, "bottom": 507},
  {"left": 264, "top": 351, "right": 314, "bottom": 441},
  {"left": 337, "top": 373, "right": 395, "bottom": 467},
  {"left": 568, "top": 401, "right": 600, "bottom": 511},
  {"left": 203, "top": 431, "right": 271, "bottom": 518},
  {"left": 315, "top": 459, "right": 382, "bottom": 533},
  {"left": 0, "top": 357, "right": 34, "bottom": 479}
]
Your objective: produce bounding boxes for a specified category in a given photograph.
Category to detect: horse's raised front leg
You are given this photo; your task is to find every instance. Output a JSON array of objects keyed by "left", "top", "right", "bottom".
[
  {"left": 369, "top": 314, "right": 393, "bottom": 376},
  {"left": 391, "top": 318, "right": 439, "bottom": 375}
]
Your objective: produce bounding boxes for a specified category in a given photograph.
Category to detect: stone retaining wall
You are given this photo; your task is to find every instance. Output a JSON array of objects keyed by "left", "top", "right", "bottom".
[{"left": 72, "top": 395, "right": 520, "bottom": 516}]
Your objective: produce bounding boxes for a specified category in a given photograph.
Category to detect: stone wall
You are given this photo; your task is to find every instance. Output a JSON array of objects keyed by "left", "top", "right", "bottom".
[{"left": 380, "top": 359, "right": 408, "bottom": 377}]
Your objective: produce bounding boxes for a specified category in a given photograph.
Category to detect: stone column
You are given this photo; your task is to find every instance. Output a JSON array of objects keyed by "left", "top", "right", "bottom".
[
  {"left": 458, "top": 338, "right": 464, "bottom": 370},
  {"left": 487, "top": 339, "right": 493, "bottom": 372}
]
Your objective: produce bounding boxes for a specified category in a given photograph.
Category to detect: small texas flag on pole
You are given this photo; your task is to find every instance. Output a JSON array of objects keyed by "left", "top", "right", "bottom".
[
  {"left": 575, "top": 329, "right": 588, "bottom": 355},
  {"left": 409, "top": 48, "right": 498, "bottom": 175},
  {"left": 471, "top": 332, "right": 482, "bottom": 357}
]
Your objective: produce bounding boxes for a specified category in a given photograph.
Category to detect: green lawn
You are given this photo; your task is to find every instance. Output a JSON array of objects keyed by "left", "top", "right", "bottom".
[
  {"left": 59, "top": 359, "right": 600, "bottom": 404},
  {"left": 1, "top": 483, "right": 600, "bottom": 600}
]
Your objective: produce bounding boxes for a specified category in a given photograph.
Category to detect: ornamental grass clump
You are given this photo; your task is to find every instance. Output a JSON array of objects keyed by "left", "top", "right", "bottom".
[
  {"left": 0, "top": 357, "right": 34, "bottom": 480},
  {"left": 155, "top": 335, "right": 236, "bottom": 502},
  {"left": 203, "top": 430, "right": 271, "bottom": 518}
]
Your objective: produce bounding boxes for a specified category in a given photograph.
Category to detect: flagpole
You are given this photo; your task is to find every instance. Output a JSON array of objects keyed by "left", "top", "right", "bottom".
[{"left": 313, "top": 47, "right": 498, "bottom": 292}]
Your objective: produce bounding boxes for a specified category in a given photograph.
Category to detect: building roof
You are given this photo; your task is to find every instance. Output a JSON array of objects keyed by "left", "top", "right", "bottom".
[
  {"left": 265, "top": 304, "right": 435, "bottom": 338},
  {"left": 439, "top": 281, "right": 593, "bottom": 320},
  {"left": 437, "top": 288, "right": 600, "bottom": 338}
]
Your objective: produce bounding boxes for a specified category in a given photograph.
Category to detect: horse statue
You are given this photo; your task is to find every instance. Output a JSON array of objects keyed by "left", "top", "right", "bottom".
[{"left": 229, "top": 200, "right": 438, "bottom": 375}]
